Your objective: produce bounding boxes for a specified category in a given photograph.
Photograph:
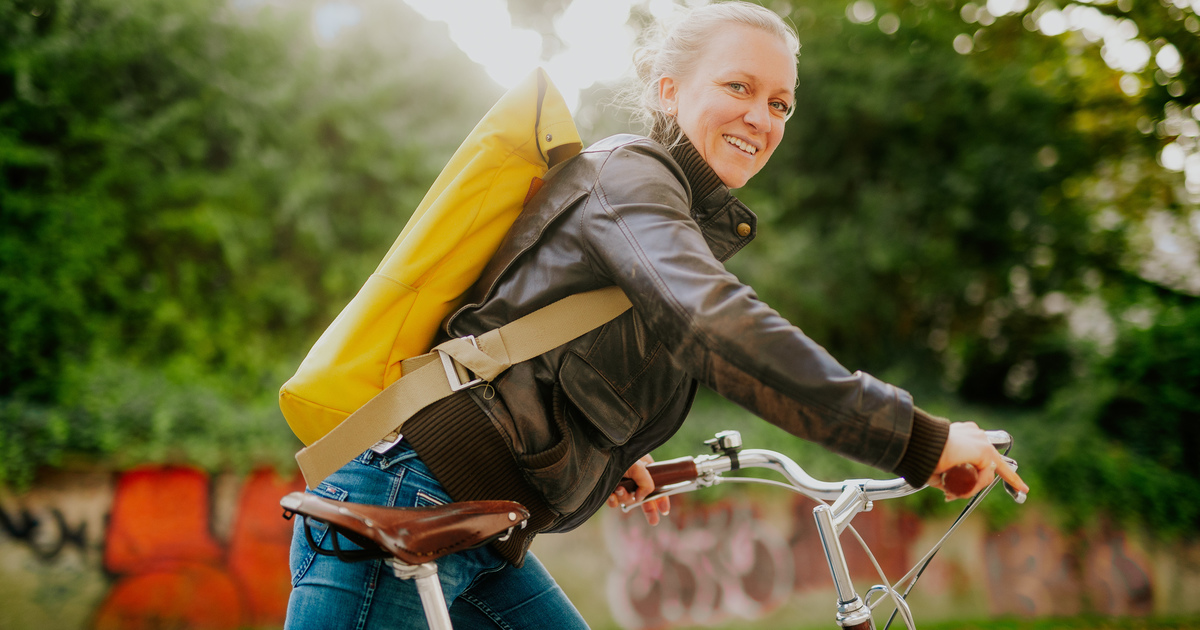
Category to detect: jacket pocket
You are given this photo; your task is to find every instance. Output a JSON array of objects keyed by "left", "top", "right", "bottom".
[
  {"left": 519, "top": 381, "right": 609, "bottom": 514},
  {"left": 558, "top": 351, "right": 641, "bottom": 446}
]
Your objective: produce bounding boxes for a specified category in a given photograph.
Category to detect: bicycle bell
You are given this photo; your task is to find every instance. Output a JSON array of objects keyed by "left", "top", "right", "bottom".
[{"left": 704, "top": 430, "right": 743, "bottom": 455}]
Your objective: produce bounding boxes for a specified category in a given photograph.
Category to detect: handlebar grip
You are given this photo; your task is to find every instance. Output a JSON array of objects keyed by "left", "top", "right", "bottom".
[
  {"left": 940, "top": 463, "right": 979, "bottom": 496},
  {"left": 617, "top": 459, "right": 982, "bottom": 498},
  {"left": 616, "top": 457, "right": 698, "bottom": 496}
]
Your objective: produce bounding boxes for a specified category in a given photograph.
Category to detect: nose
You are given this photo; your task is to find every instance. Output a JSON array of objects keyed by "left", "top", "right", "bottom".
[{"left": 743, "top": 98, "right": 773, "bottom": 133}]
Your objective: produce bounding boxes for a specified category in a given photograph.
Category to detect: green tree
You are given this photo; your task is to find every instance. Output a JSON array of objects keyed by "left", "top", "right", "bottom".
[{"left": 0, "top": 0, "right": 498, "bottom": 485}]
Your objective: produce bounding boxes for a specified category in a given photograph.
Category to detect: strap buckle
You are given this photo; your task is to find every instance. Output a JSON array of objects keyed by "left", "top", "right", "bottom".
[{"left": 437, "top": 335, "right": 484, "bottom": 392}]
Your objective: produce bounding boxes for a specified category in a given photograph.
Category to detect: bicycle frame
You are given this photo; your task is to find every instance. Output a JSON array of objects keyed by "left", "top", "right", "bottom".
[{"left": 620, "top": 430, "right": 1025, "bottom": 629}]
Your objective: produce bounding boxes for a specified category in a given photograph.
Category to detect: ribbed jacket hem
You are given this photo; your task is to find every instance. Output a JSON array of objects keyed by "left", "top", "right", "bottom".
[{"left": 402, "top": 391, "right": 557, "bottom": 567}]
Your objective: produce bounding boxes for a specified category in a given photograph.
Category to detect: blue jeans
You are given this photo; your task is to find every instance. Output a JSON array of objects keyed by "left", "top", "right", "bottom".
[{"left": 284, "top": 440, "right": 589, "bottom": 630}]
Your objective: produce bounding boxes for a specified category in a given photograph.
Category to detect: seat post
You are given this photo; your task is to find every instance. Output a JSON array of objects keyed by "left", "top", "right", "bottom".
[{"left": 387, "top": 560, "right": 453, "bottom": 630}]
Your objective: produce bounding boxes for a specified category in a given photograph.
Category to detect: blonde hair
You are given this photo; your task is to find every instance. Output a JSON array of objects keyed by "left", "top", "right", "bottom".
[{"left": 625, "top": 1, "right": 800, "bottom": 143}]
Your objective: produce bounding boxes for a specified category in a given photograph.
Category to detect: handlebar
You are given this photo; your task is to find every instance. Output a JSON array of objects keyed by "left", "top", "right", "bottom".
[
  {"left": 616, "top": 430, "right": 1023, "bottom": 505},
  {"left": 613, "top": 429, "right": 1023, "bottom": 630}
]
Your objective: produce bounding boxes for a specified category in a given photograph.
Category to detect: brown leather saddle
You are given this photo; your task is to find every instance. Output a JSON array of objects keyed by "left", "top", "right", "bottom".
[{"left": 280, "top": 492, "right": 530, "bottom": 566}]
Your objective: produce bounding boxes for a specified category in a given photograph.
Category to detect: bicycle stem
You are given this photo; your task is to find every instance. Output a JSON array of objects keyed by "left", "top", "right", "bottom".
[{"left": 815, "top": 485, "right": 876, "bottom": 629}]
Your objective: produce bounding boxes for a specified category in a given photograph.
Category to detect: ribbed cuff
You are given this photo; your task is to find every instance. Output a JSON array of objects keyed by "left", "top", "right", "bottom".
[{"left": 892, "top": 406, "right": 950, "bottom": 486}]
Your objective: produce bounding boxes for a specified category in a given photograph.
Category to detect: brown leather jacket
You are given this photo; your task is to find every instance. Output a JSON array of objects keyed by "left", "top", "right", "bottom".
[{"left": 440, "top": 134, "right": 944, "bottom": 533}]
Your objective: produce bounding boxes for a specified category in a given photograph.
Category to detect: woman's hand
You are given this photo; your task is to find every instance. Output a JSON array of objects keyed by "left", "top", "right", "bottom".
[
  {"left": 927, "top": 421, "right": 1030, "bottom": 500},
  {"left": 607, "top": 455, "right": 671, "bottom": 525}
]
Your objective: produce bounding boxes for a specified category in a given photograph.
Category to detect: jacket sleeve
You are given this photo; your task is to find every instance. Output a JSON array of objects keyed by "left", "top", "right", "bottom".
[{"left": 580, "top": 143, "right": 946, "bottom": 479}]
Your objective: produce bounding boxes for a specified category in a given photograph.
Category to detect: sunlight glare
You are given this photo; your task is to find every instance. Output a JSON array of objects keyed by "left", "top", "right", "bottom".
[
  {"left": 544, "top": 0, "right": 640, "bottom": 110},
  {"left": 399, "top": 0, "right": 702, "bottom": 111},
  {"left": 403, "top": 0, "right": 543, "bottom": 89}
]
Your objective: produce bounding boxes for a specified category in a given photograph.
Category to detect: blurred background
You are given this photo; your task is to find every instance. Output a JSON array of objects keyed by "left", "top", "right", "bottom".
[{"left": 1, "top": 0, "right": 1198, "bottom": 628}]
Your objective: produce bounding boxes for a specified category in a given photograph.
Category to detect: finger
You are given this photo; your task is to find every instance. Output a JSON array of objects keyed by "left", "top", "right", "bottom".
[
  {"left": 654, "top": 496, "right": 671, "bottom": 516},
  {"left": 965, "top": 460, "right": 997, "bottom": 498},
  {"left": 995, "top": 456, "right": 1029, "bottom": 494},
  {"left": 629, "top": 462, "right": 656, "bottom": 502},
  {"left": 642, "top": 498, "right": 661, "bottom": 526},
  {"left": 610, "top": 485, "right": 630, "bottom": 507}
]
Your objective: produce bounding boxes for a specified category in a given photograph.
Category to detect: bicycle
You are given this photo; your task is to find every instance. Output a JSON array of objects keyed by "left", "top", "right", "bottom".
[
  {"left": 279, "top": 429, "right": 1022, "bottom": 630},
  {"left": 614, "top": 429, "right": 1026, "bottom": 629}
]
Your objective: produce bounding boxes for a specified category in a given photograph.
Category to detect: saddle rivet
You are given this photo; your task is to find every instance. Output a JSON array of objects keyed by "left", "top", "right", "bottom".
[
  {"left": 508, "top": 512, "right": 517, "bottom": 521},
  {"left": 545, "top": 133, "right": 553, "bottom": 142}
]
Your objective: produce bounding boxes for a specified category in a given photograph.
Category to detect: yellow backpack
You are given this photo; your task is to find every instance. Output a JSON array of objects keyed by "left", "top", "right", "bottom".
[{"left": 279, "top": 69, "right": 631, "bottom": 488}]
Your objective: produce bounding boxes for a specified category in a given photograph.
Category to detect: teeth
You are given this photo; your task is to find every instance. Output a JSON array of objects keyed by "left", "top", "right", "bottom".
[{"left": 724, "top": 135, "right": 757, "bottom": 155}]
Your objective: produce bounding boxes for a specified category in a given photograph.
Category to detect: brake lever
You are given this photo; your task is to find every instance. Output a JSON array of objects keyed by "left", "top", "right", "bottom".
[
  {"left": 1000, "top": 456, "right": 1026, "bottom": 504},
  {"left": 618, "top": 480, "right": 701, "bottom": 514}
]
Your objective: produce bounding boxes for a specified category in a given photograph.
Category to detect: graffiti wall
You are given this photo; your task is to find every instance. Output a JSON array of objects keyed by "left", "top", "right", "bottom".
[
  {"left": 0, "top": 466, "right": 303, "bottom": 630},
  {"left": 3, "top": 467, "right": 1199, "bottom": 630},
  {"left": 598, "top": 494, "right": 1199, "bottom": 629}
]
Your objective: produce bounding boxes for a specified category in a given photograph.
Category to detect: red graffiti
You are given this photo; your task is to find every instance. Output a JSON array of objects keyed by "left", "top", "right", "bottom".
[
  {"left": 228, "top": 469, "right": 306, "bottom": 626},
  {"left": 93, "top": 466, "right": 303, "bottom": 630}
]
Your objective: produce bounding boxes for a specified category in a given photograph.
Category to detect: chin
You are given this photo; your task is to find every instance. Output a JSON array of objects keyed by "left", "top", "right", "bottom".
[
  {"left": 713, "top": 159, "right": 761, "bottom": 189},
  {"left": 717, "top": 170, "right": 752, "bottom": 189}
]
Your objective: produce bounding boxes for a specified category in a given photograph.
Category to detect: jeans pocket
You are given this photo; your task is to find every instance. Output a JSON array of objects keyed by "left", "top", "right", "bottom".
[
  {"left": 415, "top": 490, "right": 448, "bottom": 507},
  {"left": 397, "top": 459, "right": 453, "bottom": 508},
  {"left": 289, "top": 481, "right": 348, "bottom": 586}
]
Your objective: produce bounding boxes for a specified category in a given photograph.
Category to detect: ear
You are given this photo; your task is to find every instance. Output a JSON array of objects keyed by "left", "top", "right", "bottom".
[{"left": 658, "top": 76, "right": 679, "bottom": 114}]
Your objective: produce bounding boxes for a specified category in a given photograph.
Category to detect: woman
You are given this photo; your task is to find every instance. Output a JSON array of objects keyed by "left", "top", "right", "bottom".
[{"left": 285, "top": 3, "right": 1028, "bottom": 628}]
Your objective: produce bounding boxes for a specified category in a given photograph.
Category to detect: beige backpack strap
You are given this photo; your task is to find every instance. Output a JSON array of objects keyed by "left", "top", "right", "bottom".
[{"left": 294, "top": 286, "right": 632, "bottom": 488}]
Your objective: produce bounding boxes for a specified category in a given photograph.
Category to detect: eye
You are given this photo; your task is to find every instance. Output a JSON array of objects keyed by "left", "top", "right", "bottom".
[
  {"left": 770, "top": 99, "right": 795, "bottom": 120},
  {"left": 727, "top": 82, "right": 749, "bottom": 93}
]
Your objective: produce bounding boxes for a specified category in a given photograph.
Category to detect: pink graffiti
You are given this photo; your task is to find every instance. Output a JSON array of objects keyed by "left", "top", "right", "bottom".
[
  {"left": 605, "top": 496, "right": 794, "bottom": 629},
  {"left": 788, "top": 496, "right": 921, "bottom": 592},
  {"left": 985, "top": 516, "right": 1154, "bottom": 617}
]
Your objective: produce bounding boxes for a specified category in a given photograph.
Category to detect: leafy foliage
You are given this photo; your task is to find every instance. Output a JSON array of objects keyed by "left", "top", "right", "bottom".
[
  {"left": 0, "top": 0, "right": 498, "bottom": 485},
  {"left": 1, "top": 0, "right": 1198, "bottom": 540},
  {"left": 659, "top": 0, "right": 1200, "bottom": 535},
  {"left": 735, "top": 0, "right": 1142, "bottom": 405}
]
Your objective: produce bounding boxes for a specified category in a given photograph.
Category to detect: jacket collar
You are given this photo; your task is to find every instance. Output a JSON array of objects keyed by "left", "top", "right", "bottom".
[
  {"left": 651, "top": 119, "right": 757, "bottom": 263},
  {"left": 667, "top": 136, "right": 725, "bottom": 209},
  {"left": 652, "top": 119, "right": 725, "bottom": 209}
]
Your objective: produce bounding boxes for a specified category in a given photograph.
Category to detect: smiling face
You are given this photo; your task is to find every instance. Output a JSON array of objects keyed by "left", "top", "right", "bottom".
[{"left": 658, "top": 23, "right": 797, "bottom": 189}]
